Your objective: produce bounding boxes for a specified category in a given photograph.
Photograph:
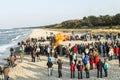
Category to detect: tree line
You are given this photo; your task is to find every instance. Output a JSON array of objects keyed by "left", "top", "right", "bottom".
[{"left": 42, "top": 13, "right": 120, "bottom": 29}]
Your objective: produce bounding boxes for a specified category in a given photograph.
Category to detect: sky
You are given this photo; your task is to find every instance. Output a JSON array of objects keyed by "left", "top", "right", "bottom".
[{"left": 0, "top": 0, "right": 120, "bottom": 29}]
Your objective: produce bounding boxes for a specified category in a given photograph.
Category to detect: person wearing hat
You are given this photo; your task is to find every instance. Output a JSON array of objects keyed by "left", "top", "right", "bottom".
[{"left": 47, "top": 58, "right": 53, "bottom": 76}]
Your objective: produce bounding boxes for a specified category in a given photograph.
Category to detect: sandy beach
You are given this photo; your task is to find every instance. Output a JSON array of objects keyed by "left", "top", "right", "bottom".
[{"left": 8, "top": 29, "right": 120, "bottom": 80}]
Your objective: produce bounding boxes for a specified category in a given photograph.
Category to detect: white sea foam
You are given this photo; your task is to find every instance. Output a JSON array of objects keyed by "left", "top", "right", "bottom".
[
  {"left": 11, "top": 35, "right": 22, "bottom": 41},
  {"left": 0, "top": 43, "right": 16, "bottom": 53}
]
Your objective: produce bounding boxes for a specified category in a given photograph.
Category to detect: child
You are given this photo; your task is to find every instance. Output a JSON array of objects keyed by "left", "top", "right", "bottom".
[
  {"left": 77, "top": 60, "right": 83, "bottom": 79},
  {"left": 85, "top": 61, "right": 90, "bottom": 78},
  {"left": 103, "top": 58, "right": 108, "bottom": 77},
  {"left": 70, "top": 61, "right": 75, "bottom": 78}
]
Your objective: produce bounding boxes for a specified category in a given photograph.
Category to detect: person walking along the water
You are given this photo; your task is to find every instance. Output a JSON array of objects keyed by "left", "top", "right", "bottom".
[
  {"left": 57, "top": 59, "right": 63, "bottom": 78},
  {"left": 77, "top": 60, "right": 83, "bottom": 79}
]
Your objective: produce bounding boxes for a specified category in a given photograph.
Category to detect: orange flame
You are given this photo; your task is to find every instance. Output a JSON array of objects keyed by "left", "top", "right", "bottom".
[{"left": 54, "top": 32, "right": 68, "bottom": 46}]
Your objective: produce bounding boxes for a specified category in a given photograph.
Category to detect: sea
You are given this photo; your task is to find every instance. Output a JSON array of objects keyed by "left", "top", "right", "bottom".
[{"left": 0, "top": 28, "right": 32, "bottom": 65}]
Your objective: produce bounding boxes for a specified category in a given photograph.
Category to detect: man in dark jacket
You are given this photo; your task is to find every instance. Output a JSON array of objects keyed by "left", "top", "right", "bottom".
[
  {"left": 47, "top": 60, "right": 53, "bottom": 76},
  {"left": 97, "top": 59, "right": 103, "bottom": 78},
  {"left": 57, "top": 59, "right": 63, "bottom": 78}
]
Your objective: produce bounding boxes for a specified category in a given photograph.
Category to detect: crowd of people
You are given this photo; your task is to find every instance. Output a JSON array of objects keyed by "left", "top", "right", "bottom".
[{"left": 0, "top": 32, "right": 120, "bottom": 80}]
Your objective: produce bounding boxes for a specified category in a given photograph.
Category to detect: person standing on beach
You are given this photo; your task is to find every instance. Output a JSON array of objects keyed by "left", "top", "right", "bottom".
[
  {"left": 0, "top": 65, "right": 2, "bottom": 80},
  {"left": 9, "top": 48, "right": 15, "bottom": 67},
  {"left": 36, "top": 47, "right": 41, "bottom": 62},
  {"left": 47, "top": 59, "right": 53, "bottom": 76},
  {"left": 103, "top": 58, "right": 109, "bottom": 77},
  {"left": 77, "top": 60, "right": 83, "bottom": 79},
  {"left": 3, "top": 65, "right": 9, "bottom": 80},
  {"left": 54, "top": 51, "right": 58, "bottom": 64},
  {"left": 114, "top": 46, "right": 119, "bottom": 59},
  {"left": 73, "top": 53, "right": 77, "bottom": 65},
  {"left": 19, "top": 45, "right": 24, "bottom": 63},
  {"left": 97, "top": 59, "right": 103, "bottom": 78},
  {"left": 31, "top": 48, "right": 36, "bottom": 62},
  {"left": 18, "top": 42, "right": 25, "bottom": 63},
  {"left": 118, "top": 46, "right": 120, "bottom": 67},
  {"left": 70, "top": 61, "right": 75, "bottom": 78},
  {"left": 85, "top": 61, "right": 90, "bottom": 78},
  {"left": 89, "top": 53, "right": 94, "bottom": 70},
  {"left": 69, "top": 52, "right": 73, "bottom": 65},
  {"left": 57, "top": 59, "right": 63, "bottom": 78},
  {"left": 108, "top": 46, "right": 114, "bottom": 61}
]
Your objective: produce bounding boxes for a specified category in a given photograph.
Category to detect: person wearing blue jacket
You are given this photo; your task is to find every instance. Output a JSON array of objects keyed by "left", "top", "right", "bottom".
[{"left": 83, "top": 55, "right": 89, "bottom": 66}]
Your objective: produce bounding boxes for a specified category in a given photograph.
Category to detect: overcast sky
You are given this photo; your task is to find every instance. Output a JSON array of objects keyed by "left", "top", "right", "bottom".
[{"left": 0, "top": 0, "right": 120, "bottom": 29}]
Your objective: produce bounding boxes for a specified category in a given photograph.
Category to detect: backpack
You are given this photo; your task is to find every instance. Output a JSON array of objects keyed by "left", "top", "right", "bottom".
[
  {"left": 104, "top": 63, "right": 108, "bottom": 70},
  {"left": 79, "top": 65, "right": 83, "bottom": 71}
]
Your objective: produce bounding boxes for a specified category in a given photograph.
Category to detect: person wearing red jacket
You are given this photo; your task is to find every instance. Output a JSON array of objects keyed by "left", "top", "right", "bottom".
[
  {"left": 89, "top": 53, "right": 94, "bottom": 70},
  {"left": 94, "top": 54, "right": 99, "bottom": 69},
  {"left": 70, "top": 61, "right": 75, "bottom": 78},
  {"left": 73, "top": 44, "right": 78, "bottom": 53},
  {"left": 114, "top": 46, "right": 119, "bottom": 59}
]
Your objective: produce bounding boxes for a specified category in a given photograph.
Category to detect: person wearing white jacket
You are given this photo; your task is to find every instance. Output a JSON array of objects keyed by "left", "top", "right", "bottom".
[
  {"left": 108, "top": 46, "right": 114, "bottom": 61},
  {"left": 73, "top": 53, "right": 77, "bottom": 65}
]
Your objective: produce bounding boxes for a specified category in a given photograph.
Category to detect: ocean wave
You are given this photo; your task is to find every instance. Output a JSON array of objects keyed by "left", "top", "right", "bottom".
[
  {"left": 11, "top": 35, "right": 22, "bottom": 41},
  {"left": 0, "top": 30, "right": 14, "bottom": 34},
  {"left": 0, "top": 43, "right": 16, "bottom": 53}
]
